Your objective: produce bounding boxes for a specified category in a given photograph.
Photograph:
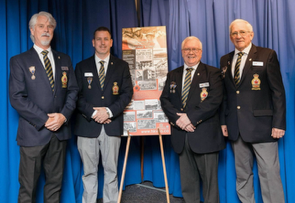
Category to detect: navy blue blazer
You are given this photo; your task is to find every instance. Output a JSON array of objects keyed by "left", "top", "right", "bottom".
[
  {"left": 74, "top": 55, "right": 133, "bottom": 137},
  {"left": 9, "top": 47, "right": 78, "bottom": 147},
  {"left": 220, "top": 44, "right": 286, "bottom": 143},
  {"left": 160, "top": 62, "right": 225, "bottom": 154}
]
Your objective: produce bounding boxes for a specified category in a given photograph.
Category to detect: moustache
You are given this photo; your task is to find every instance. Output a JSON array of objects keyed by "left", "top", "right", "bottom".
[{"left": 41, "top": 33, "right": 51, "bottom": 37}]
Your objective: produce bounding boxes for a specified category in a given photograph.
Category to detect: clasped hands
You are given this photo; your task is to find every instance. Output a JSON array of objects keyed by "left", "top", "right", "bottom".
[
  {"left": 45, "top": 113, "right": 66, "bottom": 132},
  {"left": 92, "top": 107, "right": 111, "bottom": 124},
  {"left": 176, "top": 113, "right": 195, "bottom": 132}
]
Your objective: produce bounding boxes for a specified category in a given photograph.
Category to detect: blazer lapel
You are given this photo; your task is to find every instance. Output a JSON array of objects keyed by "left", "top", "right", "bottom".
[
  {"left": 226, "top": 52, "right": 235, "bottom": 86},
  {"left": 89, "top": 56, "right": 101, "bottom": 89},
  {"left": 240, "top": 44, "right": 257, "bottom": 85},
  {"left": 186, "top": 63, "right": 205, "bottom": 104},
  {"left": 30, "top": 48, "right": 54, "bottom": 93},
  {"left": 175, "top": 67, "right": 183, "bottom": 99},
  {"left": 52, "top": 50, "right": 61, "bottom": 94},
  {"left": 103, "top": 55, "right": 116, "bottom": 92}
]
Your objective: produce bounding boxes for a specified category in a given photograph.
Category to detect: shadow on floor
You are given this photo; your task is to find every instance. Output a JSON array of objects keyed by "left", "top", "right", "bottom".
[{"left": 97, "top": 181, "right": 185, "bottom": 203}]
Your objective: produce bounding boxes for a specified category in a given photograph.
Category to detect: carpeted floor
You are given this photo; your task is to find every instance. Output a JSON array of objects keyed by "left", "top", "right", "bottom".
[{"left": 97, "top": 181, "right": 185, "bottom": 203}]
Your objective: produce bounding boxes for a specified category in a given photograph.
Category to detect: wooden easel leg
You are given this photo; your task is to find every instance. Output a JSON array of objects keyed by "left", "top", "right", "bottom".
[
  {"left": 117, "top": 131, "right": 131, "bottom": 203},
  {"left": 158, "top": 128, "right": 170, "bottom": 203}
]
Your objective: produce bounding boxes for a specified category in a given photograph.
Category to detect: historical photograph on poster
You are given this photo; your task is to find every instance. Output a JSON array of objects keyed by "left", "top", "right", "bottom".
[
  {"left": 138, "top": 81, "right": 157, "bottom": 91},
  {"left": 122, "top": 26, "right": 170, "bottom": 135},
  {"left": 138, "top": 120, "right": 156, "bottom": 129},
  {"left": 124, "top": 122, "right": 137, "bottom": 135},
  {"left": 145, "top": 99, "right": 160, "bottom": 110},
  {"left": 137, "top": 110, "right": 153, "bottom": 119},
  {"left": 133, "top": 101, "right": 145, "bottom": 110},
  {"left": 136, "top": 70, "right": 143, "bottom": 81},
  {"left": 123, "top": 111, "right": 136, "bottom": 122},
  {"left": 122, "top": 50, "right": 136, "bottom": 70},
  {"left": 154, "top": 111, "right": 169, "bottom": 123}
]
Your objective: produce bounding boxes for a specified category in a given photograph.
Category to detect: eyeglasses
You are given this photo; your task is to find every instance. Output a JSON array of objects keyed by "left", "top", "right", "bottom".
[
  {"left": 231, "top": 30, "right": 251, "bottom": 37},
  {"left": 182, "top": 48, "right": 202, "bottom": 53}
]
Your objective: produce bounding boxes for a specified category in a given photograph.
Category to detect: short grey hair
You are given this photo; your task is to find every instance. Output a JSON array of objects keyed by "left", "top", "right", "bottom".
[
  {"left": 181, "top": 36, "right": 203, "bottom": 50},
  {"left": 29, "top": 11, "right": 56, "bottom": 42},
  {"left": 229, "top": 19, "right": 253, "bottom": 34}
]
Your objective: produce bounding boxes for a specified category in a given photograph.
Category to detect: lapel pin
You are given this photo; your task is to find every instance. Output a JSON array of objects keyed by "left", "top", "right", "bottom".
[
  {"left": 249, "top": 58, "right": 252, "bottom": 61},
  {"left": 111, "top": 62, "right": 113, "bottom": 65},
  {"left": 197, "top": 73, "right": 200, "bottom": 76},
  {"left": 58, "top": 56, "right": 60, "bottom": 59}
]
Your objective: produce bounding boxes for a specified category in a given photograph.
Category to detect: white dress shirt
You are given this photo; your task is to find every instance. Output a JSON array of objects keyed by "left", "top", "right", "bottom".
[
  {"left": 231, "top": 43, "right": 252, "bottom": 79},
  {"left": 34, "top": 44, "right": 56, "bottom": 80}
]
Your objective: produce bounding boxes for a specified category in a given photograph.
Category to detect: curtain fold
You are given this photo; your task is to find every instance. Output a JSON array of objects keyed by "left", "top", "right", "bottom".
[{"left": 1, "top": 0, "right": 295, "bottom": 202}]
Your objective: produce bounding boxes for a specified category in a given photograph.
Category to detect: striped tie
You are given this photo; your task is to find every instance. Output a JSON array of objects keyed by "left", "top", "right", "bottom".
[
  {"left": 41, "top": 50, "right": 54, "bottom": 91},
  {"left": 182, "top": 68, "right": 193, "bottom": 108},
  {"left": 234, "top": 52, "right": 244, "bottom": 86},
  {"left": 99, "top": 61, "right": 105, "bottom": 89}
]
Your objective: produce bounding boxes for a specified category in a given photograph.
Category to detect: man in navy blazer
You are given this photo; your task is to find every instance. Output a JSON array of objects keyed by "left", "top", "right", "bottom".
[
  {"left": 220, "top": 19, "right": 286, "bottom": 203},
  {"left": 160, "top": 36, "right": 225, "bottom": 203},
  {"left": 9, "top": 11, "right": 78, "bottom": 202},
  {"left": 74, "top": 27, "right": 133, "bottom": 203}
]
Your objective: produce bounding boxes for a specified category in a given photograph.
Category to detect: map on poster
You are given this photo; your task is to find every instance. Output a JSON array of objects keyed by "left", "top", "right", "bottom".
[{"left": 122, "top": 26, "right": 170, "bottom": 136}]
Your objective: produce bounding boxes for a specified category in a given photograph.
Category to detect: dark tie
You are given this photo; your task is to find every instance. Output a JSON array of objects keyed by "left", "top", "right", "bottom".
[
  {"left": 234, "top": 52, "right": 244, "bottom": 86},
  {"left": 182, "top": 68, "right": 193, "bottom": 108},
  {"left": 99, "top": 61, "right": 105, "bottom": 89},
  {"left": 41, "top": 50, "right": 54, "bottom": 91}
]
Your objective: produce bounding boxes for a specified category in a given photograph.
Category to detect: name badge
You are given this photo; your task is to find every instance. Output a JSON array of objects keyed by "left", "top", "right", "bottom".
[
  {"left": 252, "top": 61, "right": 263, "bottom": 66},
  {"left": 61, "top": 66, "right": 69, "bottom": 70},
  {"left": 199, "top": 82, "right": 209, "bottom": 88},
  {"left": 85, "top": 72, "right": 93, "bottom": 77}
]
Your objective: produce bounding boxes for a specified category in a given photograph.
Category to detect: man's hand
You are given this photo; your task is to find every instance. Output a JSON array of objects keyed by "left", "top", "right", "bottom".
[
  {"left": 45, "top": 113, "right": 66, "bottom": 131},
  {"left": 221, "top": 125, "right": 228, "bottom": 137},
  {"left": 176, "top": 113, "right": 195, "bottom": 132},
  {"left": 271, "top": 128, "right": 285, "bottom": 139},
  {"left": 93, "top": 107, "right": 109, "bottom": 124}
]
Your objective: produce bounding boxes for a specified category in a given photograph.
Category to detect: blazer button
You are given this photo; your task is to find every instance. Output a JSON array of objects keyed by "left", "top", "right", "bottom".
[
  {"left": 101, "top": 96, "right": 104, "bottom": 99},
  {"left": 236, "top": 90, "right": 240, "bottom": 94},
  {"left": 237, "top": 106, "right": 241, "bottom": 109},
  {"left": 180, "top": 108, "right": 183, "bottom": 111}
]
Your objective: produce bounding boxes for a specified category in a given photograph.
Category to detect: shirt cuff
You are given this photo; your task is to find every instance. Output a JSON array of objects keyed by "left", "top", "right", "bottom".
[
  {"left": 106, "top": 108, "right": 113, "bottom": 118},
  {"left": 91, "top": 110, "right": 97, "bottom": 118}
]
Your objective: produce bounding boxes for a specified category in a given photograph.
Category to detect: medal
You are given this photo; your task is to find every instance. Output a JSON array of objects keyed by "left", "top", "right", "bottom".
[
  {"left": 251, "top": 74, "right": 261, "bottom": 90},
  {"left": 29, "top": 66, "right": 36, "bottom": 80},
  {"left": 112, "top": 82, "right": 119, "bottom": 95},
  {"left": 87, "top": 77, "right": 93, "bottom": 89},
  {"left": 61, "top": 72, "right": 68, "bottom": 88},
  {"left": 170, "top": 81, "right": 176, "bottom": 93},
  {"left": 200, "top": 88, "right": 208, "bottom": 101}
]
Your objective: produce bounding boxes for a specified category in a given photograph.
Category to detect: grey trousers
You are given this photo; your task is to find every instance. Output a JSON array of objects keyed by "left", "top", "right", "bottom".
[
  {"left": 78, "top": 126, "right": 121, "bottom": 203},
  {"left": 179, "top": 135, "right": 220, "bottom": 203},
  {"left": 231, "top": 136, "right": 285, "bottom": 203}
]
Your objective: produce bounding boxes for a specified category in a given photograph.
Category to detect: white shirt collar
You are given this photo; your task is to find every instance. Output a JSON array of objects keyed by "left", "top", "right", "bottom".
[
  {"left": 184, "top": 62, "right": 200, "bottom": 71},
  {"left": 234, "top": 43, "right": 252, "bottom": 56},
  {"left": 95, "top": 54, "right": 110, "bottom": 65},
  {"left": 33, "top": 44, "right": 52, "bottom": 54}
]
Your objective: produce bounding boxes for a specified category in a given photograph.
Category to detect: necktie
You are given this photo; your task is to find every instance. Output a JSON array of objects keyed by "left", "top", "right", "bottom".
[
  {"left": 99, "top": 61, "right": 105, "bottom": 89},
  {"left": 182, "top": 68, "right": 193, "bottom": 108},
  {"left": 234, "top": 52, "right": 244, "bottom": 86},
  {"left": 41, "top": 50, "right": 54, "bottom": 91}
]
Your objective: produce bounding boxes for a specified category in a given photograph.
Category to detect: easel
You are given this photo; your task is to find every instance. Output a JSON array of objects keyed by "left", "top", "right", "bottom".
[{"left": 117, "top": 129, "right": 170, "bottom": 203}]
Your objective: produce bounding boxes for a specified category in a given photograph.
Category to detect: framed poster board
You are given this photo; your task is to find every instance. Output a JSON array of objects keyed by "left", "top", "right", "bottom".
[{"left": 122, "top": 26, "right": 170, "bottom": 136}]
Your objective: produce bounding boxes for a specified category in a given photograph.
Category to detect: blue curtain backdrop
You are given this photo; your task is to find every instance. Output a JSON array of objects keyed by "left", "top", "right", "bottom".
[{"left": 1, "top": 0, "right": 295, "bottom": 203}]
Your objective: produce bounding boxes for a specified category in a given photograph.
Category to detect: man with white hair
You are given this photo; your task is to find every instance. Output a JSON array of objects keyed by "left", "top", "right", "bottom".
[
  {"left": 161, "top": 36, "right": 225, "bottom": 203},
  {"left": 220, "top": 19, "right": 286, "bottom": 203},
  {"left": 9, "top": 11, "right": 78, "bottom": 202}
]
